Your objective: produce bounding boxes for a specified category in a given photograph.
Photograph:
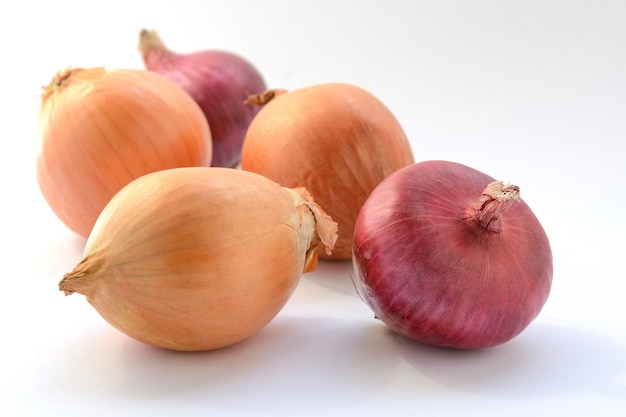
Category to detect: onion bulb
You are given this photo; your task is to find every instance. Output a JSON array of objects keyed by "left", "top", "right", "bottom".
[
  {"left": 139, "top": 29, "right": 267, "bottom": 168},
  {"left": 352, "top": 160, "right": 553, "bottom": 349},
  {"left": 37, "top": 67, "right": 212, "bottom": 237},
  {"left": 241, "top": 83, "right": 414, "bottom": 260},
  {"left": 59, "top": 167, "right": 337, "bottom": 351}
]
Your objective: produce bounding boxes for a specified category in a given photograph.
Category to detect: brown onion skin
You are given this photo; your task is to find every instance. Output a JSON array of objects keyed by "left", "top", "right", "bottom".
[
  {"left": 139, "top": 29, "right": 267, "bottom": 168},
  {"left": 59, "top": 167, "right": 336, "bottom": 351},
  {"left": 37, "top": 67, "right": 212, "bottom": 237},
  {"left": 241, "top": 83, "right": 414, "bottom": 260},
  {"left": 352, "top": 160, "right": 553, "bottom": 350}
]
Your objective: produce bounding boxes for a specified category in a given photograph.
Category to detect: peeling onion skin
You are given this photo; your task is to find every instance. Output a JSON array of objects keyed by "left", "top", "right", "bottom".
[
  {"left": 139, "top": 29, "right": 267, "bottom": 168},
  {"left": 36, "top": 67, "right": 212, "bottom": 237},
  {"left": 352, "top": 160, "right": 553, "bottom": 350},
  {"left": 59, "top": 167, "right": 337, "bottom": 352},
  {"left": 241, "top": 83, "right": 414, "bottom": 260}
]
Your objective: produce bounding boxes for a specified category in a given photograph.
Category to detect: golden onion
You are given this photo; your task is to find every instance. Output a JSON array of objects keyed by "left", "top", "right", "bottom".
[
  {"left": 37, "top": 67, "right": 212, "bottom": 237},
  {"left": 241, "top": 83, "right": 414, "bottom": 260},
  {"left": 59, "top": 167, "right": 337, "bottom": 351}
]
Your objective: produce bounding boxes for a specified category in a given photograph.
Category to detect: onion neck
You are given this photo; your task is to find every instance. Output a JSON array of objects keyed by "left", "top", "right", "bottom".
[
  {"left": 58, "top": 252, "right": 105, "bottom": 296},
  {"left": 138, "top": 29, "right": 175, "bottom": 67},
  {"left": 244, "top": 89, "right": 288, "bottom": 106},
  {"left": 467, "top": 180, "right": 521, "bottom": 233},
  {"left": 41, "top": 67, "right": 105, "bottom": 102}
]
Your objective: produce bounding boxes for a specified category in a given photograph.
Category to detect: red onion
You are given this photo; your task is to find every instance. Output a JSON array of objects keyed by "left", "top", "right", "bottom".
[
  {"left": 138, "top": 29, "right": 266, "bottom": 168},
  {"left": 352, "top": 160, "right": 553, "bottom": 349}
]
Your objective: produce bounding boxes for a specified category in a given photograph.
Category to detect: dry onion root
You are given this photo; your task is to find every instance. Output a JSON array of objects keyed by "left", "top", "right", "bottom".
[{"left": 59, "top": 167, "right": 337, "bottom": 351}]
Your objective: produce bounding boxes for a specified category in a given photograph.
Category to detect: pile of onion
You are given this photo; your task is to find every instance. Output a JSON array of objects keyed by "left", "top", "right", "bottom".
[
  {"left": 36, "top": 67, "right": 212, "bottom": 237},
  {"left": 352, "top": 160, "right": 553, "bottom": 349},
  {"left": 138, "top": 29, "right": 267, "bottom": 168},
  {"left": 59, "top": 167, "right": 337, "bottom": 351},
  {"left": 241, "top": 84, "right": 414, "bottom": 260}
]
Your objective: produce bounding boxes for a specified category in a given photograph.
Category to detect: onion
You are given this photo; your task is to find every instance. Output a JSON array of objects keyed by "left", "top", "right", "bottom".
[
  {"left": 241, "top": 83, "right": 414, "bottom": 260},
  {"left": 59, "top": 167, "right": 337, "bottom": 351},
  {"left": 138, "top": 29, "right": 267, "bottom": 168},
  {"left": 37, "top": 66, "right": 212, "bottom": 237},
  {"left": 352, "top": 160, "right": 553, "bottom": 349}
]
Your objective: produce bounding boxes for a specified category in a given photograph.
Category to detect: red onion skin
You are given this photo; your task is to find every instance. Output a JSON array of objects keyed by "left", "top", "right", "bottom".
[
  {"left": 352, "top": 160, "right": 553, "bottom": 350},
  {"left": 139, "top": 30, "right": 266, "bottom": 168}
]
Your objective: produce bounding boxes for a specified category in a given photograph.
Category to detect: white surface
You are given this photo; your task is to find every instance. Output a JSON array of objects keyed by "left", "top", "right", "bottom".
[{"left": 2, "top": 1, "right": 625, "bottom": 416}]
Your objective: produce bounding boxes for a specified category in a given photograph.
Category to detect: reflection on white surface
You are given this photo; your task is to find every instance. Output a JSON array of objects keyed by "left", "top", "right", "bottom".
[{"left": 393, "top": 323, "right": 626, "bottom": 399}]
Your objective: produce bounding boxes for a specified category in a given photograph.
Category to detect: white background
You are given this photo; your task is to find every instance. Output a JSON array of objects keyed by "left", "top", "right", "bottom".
[{"left": 2, "top": 1, "right": 625, "bottom": 416}]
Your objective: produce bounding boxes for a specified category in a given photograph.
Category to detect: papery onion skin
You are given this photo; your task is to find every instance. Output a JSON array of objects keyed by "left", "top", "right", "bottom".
[
  {"left": 37, "top": 67, "right": 212, "bottom": 237},
  {"left": 59, "top": 167, "right": 337, "bottom": 352},
  {"left": 241, "top": 83, "right": 414, "bottom": 260},
  {"left": 139, "top": 29, "right": 267, "bottom": 168},
  {"left": 352, "top": 160, "right": 553, "bottom": 350}
]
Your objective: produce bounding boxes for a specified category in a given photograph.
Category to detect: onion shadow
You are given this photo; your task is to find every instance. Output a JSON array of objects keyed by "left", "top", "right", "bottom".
[
  {"left": 48, "top": 314, "right": 400, "bottom": 415},
  {"left": 303, "top": 259, "right": 360, "bottom": 297},
  {"left": 390, "top": 321, "right": 626, "bottom": 399}
]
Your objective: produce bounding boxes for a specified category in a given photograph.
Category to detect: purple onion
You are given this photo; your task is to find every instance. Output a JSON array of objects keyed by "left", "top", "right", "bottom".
[
  {"left": 139, "top": 29, "right": 266, "bottom": 167},
  {"left": 352, "top": 160, "right": 553, "bottom": 349}
]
